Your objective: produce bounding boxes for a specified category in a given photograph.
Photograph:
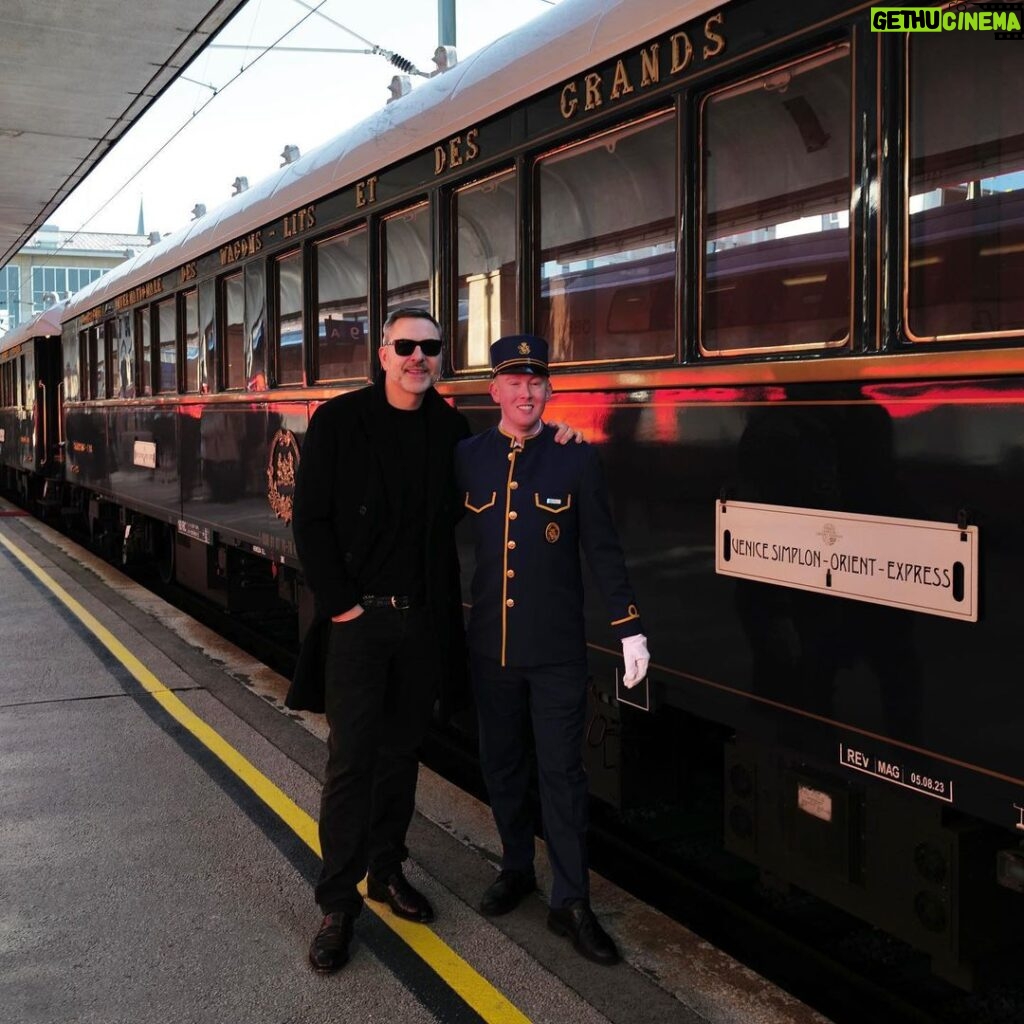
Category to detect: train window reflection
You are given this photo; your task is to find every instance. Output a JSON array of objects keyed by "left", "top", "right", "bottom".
[
  {"left": 199, "top": 279, "right": 215, "bottom": 394},
  {"left": 244, "top": 262, "right": 266, "bottom": 391},
  {"left": 183, "top": 289, "right": 200, "bottom": 393},
  {"left": 907, "top": 33, "right": 1024, "bottom": 339},
  {"left": 136, "top": 307, "right": 151, "bottom": 397},
  {"left": 276, "top": 250, "right": 304, "bottom": 386},
  {"left": 118, "top": 313, "right": 135, "bottom": 399},
  {"left": 315, "top": 226, "right": 368, "bottom": 382},
  {"left": 383, "top": 203, "right": 430, "bottom": 319},
  {"left": 156, "top": 297, "right": 177, "bottom": 394},
  {"left": 537, "top": 112, "right": 676, "bottom": 364},
  {"left": 89, "top": 326, "right": 104, "bottom": 400},
  {"left": 105, "top": 320, "right": 119, "bottom": 398},
  {"left": 453, "top": 170, "right": 517, "bottom": 370},
  {"left": 223, "top": 273, "right": 245, "bottom": 389},
  {"left": 701, "top": 46, "right": 851, "bottom": 355}
]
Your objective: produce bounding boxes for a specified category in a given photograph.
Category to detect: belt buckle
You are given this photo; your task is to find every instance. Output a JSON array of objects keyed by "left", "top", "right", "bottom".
[{"left": 391, "top": 595, "right": 410, "bottom": 610}]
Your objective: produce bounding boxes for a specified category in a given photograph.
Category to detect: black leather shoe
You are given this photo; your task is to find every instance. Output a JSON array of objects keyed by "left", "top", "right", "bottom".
[
  {"left": 480, "top": 869, "right": 537, "bottom": 917},
  {"left": 366, "top": 870, "right": 435, "bottom": 923},
  {"left": 308, "top": 911, "right": 354, "bottom": 973},
  {"left": 547, "top": 899, "right": 620, "bottom": 966}
]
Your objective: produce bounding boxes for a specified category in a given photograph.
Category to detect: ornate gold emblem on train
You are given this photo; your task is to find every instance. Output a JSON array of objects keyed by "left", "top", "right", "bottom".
[{"left": 267, "top": 429, "right": 300, "bottom": 523}]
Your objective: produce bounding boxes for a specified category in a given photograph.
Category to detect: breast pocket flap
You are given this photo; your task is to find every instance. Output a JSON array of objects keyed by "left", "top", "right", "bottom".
[
  {"left": 534, "top": 493, "right": 572, "bottom": 514},
  {"left": 465, "top": 491, "right": 497, "bottom": 513}
]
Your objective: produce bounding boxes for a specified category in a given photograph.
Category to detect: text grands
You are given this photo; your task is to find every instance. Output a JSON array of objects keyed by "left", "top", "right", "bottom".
[{"left": 559, "top": 12, "right": 727, "bottom": 121}]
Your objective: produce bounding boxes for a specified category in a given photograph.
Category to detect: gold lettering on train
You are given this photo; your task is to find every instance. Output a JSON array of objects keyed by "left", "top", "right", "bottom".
[
  {"left": 558, "top": 11, "right": 727, "bottom": 121},
  {"left": 703, "top": 13, "right": 726, "bottom": 59},
  {"left": 609, "top": 59, "right": 634, "bottom": 100},
  {"left": 433, "top": 127, "right": 481, "bottom": 176},
  {"left": 560, "top": 82, "right": 579, "bottom": 118},
  {"left": 283, "top": 204, "right": 317, "bottom": 238},
  {"left": 180, "top": 262, "right": 198, "bottom": 284},
  {"left": 218, "top": 230, "right": 264, "bottom": 267},
  {"left": 115, "top": 277, "right": 163, "bottom": 310},
  {"left": 640, "top": 44, "right": 660, "bottom": 87},
  {"left": 355, "top": 176, "right": 378, "bottom": 207},
  {"left": 670, "top": 31, "right": 693, "bottom": 72}
]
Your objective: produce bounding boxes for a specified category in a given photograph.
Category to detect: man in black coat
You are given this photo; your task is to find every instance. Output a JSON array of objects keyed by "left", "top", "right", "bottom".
[{"left": 289, "top": 308, "right": 468, "bottom": 972}]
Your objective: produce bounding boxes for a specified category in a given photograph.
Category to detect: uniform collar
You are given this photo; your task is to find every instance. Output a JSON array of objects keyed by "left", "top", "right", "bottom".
[{"left": 498, "top": 422, "right": 546, "bottom": 451}]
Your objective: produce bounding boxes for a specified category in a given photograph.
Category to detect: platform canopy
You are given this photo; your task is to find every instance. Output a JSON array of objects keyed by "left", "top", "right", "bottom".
[{"left": 0, "top": 0, "right": 249, "bottom": 267}]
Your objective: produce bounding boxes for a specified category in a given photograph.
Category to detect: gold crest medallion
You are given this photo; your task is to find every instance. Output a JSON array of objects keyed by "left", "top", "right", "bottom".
[
  {"left": 267, "top": 428, "right": 301, "bottom": 523},
  {"left": 545, "top": 522, "right": 560, "bottom": 543}
]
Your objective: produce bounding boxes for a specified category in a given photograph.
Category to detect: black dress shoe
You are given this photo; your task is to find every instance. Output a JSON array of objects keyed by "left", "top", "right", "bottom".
[
  {"left": 547, "top": 899, "right": 620, "bottom": 966},
  {"left": 480, "top": 869, "right": 537, "bottom": 917},
  {"left": 308, "top": 911, "right": 354, "bottom": 973},
  {"left": 366, "top": 870, "right": 435, "bottom": 922}
]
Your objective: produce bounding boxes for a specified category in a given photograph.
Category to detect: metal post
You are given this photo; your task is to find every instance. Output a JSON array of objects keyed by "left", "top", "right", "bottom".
[{"left": 438, "top": 0, "right": 456, "bottom": 46}]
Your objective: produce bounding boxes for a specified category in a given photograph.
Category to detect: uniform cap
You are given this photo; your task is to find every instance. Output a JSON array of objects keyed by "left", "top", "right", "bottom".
[{"left": 489, "top": 334, "right": 549, "bottom": 377}]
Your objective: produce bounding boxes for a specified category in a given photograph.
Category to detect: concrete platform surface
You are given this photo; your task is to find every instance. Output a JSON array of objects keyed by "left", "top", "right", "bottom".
[{"left": 0, "top": 505, "right": 831, "bottom": 1024}]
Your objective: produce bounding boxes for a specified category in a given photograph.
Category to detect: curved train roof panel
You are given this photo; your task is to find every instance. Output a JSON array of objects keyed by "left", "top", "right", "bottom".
[
  {"left": 0, "top": 301, "right": 68, "bottom": 356},
  {"left": 62, "top": 0, "right": 722, "bottom": 323}
]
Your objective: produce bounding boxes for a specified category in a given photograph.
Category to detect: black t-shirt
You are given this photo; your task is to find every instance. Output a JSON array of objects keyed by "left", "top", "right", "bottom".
[{"left": 362, "top": 400, "right": 428, "bottom": 600}]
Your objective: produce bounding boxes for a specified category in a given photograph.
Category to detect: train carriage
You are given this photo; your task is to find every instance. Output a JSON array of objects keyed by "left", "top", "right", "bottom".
[
  {"left": 0, "top": 302, "right": 65, "bottom": 506},
  {"left": 45, "top": 0, "right": 1024, "bottom": 984}
]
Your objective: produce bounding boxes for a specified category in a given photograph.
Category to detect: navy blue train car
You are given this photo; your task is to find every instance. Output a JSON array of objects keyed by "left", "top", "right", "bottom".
[
  {"left": 47, "top": 0, "right": 1024, "bottom": 985},
  {"left": 0, "top": 302, "right": 65, "bottom": 507}
]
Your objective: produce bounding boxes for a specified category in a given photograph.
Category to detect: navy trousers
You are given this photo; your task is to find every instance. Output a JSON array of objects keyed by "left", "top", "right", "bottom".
[
  {"left": 470, "top": 653, "right": 590, "bottom": 909},
  {"left": 316, "top": 607, "right": 437, "bottom": 915}
]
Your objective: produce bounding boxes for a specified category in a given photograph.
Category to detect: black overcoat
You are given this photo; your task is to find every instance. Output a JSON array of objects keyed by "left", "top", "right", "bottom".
[{"left": 286, "top": 382, "right": 471, "bottom": 717}]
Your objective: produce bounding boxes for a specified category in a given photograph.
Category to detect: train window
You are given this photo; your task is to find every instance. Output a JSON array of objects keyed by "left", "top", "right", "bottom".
[
  {"left": 18, "top": 355, "right": 26, "bottom": 406},
  {"left": 156, "top": 297, "right": 177, "bottom": 393},
  {"left": 315, "top": 226, "right": 369, "bottom": 382},
  {"left": 78, "top": 331, "right": 89, "bottom": 402},
  {"left": 118, "top": 313, "right": 135, "bottom": 399},
  {"left": 136, "top": 307, "right": 152, "bottom": 397},
  {"left": 383, "top": 203, "right": 431, "bottom": 318},
  {"left": 89, "top": 327, "right": 105, "bottom": 400},
  {"left": 453, "top": 169, "right": 517, "bottom": 371},
  {"left": 700, "top": 46, "right": 851, "bottom": 355},
  {"left": 223, "top": 273, "right": 245, "bottom": 389},
  {"left": 907, "top": 33, "right": 1024, "bottom": 340},
  {"left": 244, "top": 262, "right": 267, "bottom": 391},
  {"left": 105, "top": 321, "right": 119, "bottom": 399},
  {"left": 276, "top": 250, "right": 304, "bottom": 386},
  {"left": 536, "top": 111, "right": 676, "bottom": 364},
  {"left": 182, "top": 289, "right": 200, "bottom": 393},
  {"left": 199, "top": 278, "right": 216, "bottom": 393}
]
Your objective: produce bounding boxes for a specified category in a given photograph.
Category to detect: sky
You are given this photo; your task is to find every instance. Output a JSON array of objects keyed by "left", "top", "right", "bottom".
[{"left": 50, "top": 0, "right": 559, "bottom": 238}]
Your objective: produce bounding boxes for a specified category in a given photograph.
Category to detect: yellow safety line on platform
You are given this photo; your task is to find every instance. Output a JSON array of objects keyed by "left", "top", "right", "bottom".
[{"left": 0, "top": 526, "right": 530, "bottom": 1024}]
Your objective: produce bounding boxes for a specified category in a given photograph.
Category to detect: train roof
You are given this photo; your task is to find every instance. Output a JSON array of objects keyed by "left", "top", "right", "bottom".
[
  {"left": 62, "top": 0, "right": 722, "bottom": 324},
  {"left": 0, "top": 302, "right": 68, "bottom": 357}
]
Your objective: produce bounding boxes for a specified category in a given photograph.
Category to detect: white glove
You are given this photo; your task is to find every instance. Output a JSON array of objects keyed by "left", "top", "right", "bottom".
[{"left": 621, "top": 633, "right": 650, "bottom": 689}]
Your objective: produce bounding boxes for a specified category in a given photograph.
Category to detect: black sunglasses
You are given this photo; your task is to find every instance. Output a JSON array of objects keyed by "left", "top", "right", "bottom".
[{"left": 387, "top": 338, "right": 442, "bottom": 357}]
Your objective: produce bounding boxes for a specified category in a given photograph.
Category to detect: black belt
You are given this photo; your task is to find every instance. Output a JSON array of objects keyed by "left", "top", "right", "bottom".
[{"left": 361, "top": 594, "right": 420, "bottom": 610}]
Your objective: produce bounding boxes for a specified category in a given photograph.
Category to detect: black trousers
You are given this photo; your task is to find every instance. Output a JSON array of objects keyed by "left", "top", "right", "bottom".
[
  {"left": 470, "top": 653, "right": 590, "bottom": 909},
  {"left": 316, "top": 607, "right": 438, "bottom": 915}
]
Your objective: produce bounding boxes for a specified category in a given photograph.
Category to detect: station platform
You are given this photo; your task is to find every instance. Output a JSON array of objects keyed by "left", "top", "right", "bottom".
[{"left": 0, "top": 501, "right": 831, "bottom": 1024}]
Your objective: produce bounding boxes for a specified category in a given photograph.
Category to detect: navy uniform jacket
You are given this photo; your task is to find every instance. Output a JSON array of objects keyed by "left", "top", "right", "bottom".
[{"left": 455, "top": 424, "right": 641, "bottom": 668}]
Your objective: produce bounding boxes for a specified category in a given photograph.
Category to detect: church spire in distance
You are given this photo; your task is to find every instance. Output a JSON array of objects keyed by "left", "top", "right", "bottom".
[{"left": 137, "top": 197, "right": 145, "bottom": 236}]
